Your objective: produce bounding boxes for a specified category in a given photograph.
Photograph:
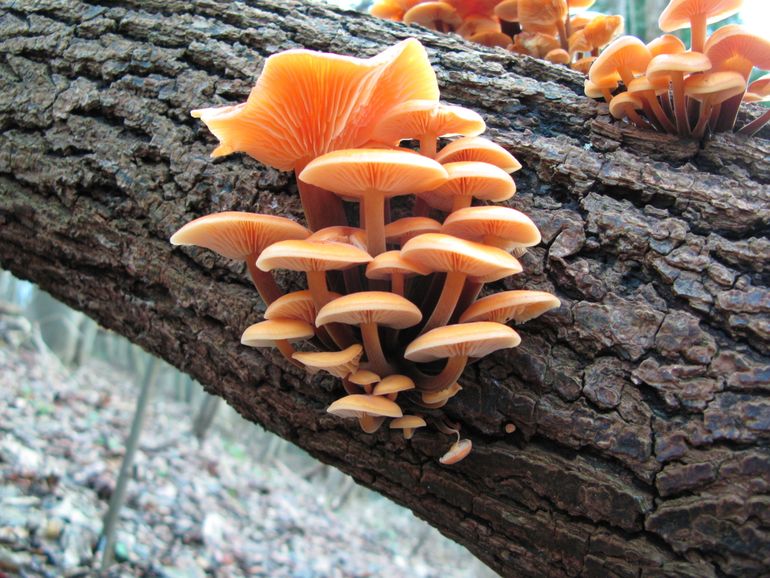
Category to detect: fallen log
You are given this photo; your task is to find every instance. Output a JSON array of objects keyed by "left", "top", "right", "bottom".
[{"left": 1, "top": 1, "right": 769, "bottom": 576}]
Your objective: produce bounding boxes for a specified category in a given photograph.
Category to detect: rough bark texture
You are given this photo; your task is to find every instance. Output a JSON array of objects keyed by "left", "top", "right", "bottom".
[{"left": 1, "top": 1, "right": 769, "bottom": 576}]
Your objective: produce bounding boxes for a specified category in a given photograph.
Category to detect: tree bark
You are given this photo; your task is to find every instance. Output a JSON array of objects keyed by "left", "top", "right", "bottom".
[{"left": 1, "top": 1, "right": 769, "bottom": 576}]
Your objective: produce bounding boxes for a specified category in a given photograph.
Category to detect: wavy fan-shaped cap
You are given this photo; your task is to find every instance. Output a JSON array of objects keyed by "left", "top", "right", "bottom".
[
  {"left": 191, "top": 39, "right": 439, "bottom": 171},
  {"left": 170, "top": 212, "right": 310, "bottom": 260},
  {"left": 659, "top": 0, "right": 742, "bottom": 32},
  {"left": 705, "top": 25, "right": 770, "bottom": 80},
  {"left": 589, "top": 36, "right": 652, "bottom": 86},
  {"left": 264, "top": 290, "right": 320, "bottom": 324}
]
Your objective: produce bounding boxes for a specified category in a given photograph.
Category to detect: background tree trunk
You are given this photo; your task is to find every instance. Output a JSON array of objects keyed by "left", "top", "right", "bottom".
[{"left": 1, "top": 1, "right": 769, "bottom": 576}]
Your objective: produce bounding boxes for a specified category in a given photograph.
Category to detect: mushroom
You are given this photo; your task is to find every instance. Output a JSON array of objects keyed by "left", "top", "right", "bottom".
[
  {"left": 256, "top": 239, "right": 372, "bottom": 309},
  {"left": 435, "top": 136, "right": 522, "bottom": 173},
  {"left": 658, "top": 0, "right": 742, "bottom": 53},
  {"left": 705, "top": 25, "right": 770, "bottom": 131},
  {"left": 372, "top": 374, "right": 416, "bottom": 400},
  {"left": 647, "top": 51, "right": 712, "bottom": 136},
  {"left": 441, "top": 206, "right": 541, "bottom": 252},
  {"left": 457, "top": 15, "right": 502, "bottom": 38},
  {"left": 468, "top": 31, "right": 514, "bottom": 49},
  {"left": 572, "top": 56, "right": 597, "bottom": 75},
  {"left": 240, "top": 319, "right": 314, "bottom": 367},
  {"left": 459, "top": 290, "right": 561, "bottom": 324},
  {"left": 404, "top": 322, "right": 521, "bottom": 391},
  {"left": 315, "top": 292, "right": 422, "bottom": 376},
  {"left": 589, "top": 35, "right": 652, "bottom": 88},
  {"left": 389, "top": 415, "right": 427, "bottom": 439},
  {"left": 401, "top": 233, "right": 522, "bottom": 333},
  {"left": 419, "top": 382, "right": 463, "bottom": 408},
  {"left": 372, "top": 100, "right": 485, "bottom": 159},
  {"left": 545, "top": 48, "right": 571, "bottom": 65},
  {"left": 421, "top": 161, "right": 516, "bottom": 213},
  {"left": 403, "top": 1, "right": 463, "bottom": 33},
  {"left": 646, "top": 33, "right": 686, "bottom": 57},
  {"left": 518, "top": 0, "right": 569, "bottom": 51},
  {"left": 264, "top": 289, "right": 335, "bottom": 348},
  {"left": 366, "top": 251, "right": 431, "bottom": 296},
  {"left": 298, "top": 149, "right": 448, "bottom": 257},
  {"left": 348, "top": 369, "right": 381, "bottom": 394},
  {"left": 384, "top": 217, "right": 443, "bottom": 247},
  {"left": 292, "top": 344, "right": 364, "bottom": 379},
  {"left": 609, "top": 92, "right": 652, "bottom": 130},
  {"left": 327, "top": 394, "right": 403, "bottom": 434},
  {"left": 191, "top": 39, "right": 439, "bottom": 231},
  {"left": 627, "top": 76, "right": 677, "bottom": 133},
  {"left": 584, "top": 76, "right": 619, "bottom": 103},
  {"left": 582, "top": 14, "right": 624, "bottom": 56},
  {"left": 684, "top": 71, "right": 747, "bottom": 138},
  {"left": 170, "top": 212, "right": 310, "bottom": 305},
  {"left": 440, "top": 438, "right": 473, "bottom": 465}
]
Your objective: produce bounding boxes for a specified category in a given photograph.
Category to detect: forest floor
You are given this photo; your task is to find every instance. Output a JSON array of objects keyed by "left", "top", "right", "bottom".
[{"left": 0, "top": 302, "right": 491, "bottom": 578}]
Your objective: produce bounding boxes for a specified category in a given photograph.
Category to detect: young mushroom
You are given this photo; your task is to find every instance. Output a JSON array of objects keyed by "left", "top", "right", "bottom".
[
  {"left": 421, "top": 161, "right": 516, "bottom": 213},
  {"left": 658, "top": 0, "right": 742, "bottom": 53},
  {"left": 459, "top": 290, "right": 561, "bottom": 324},
  {"left": 389, "top": 415, "right": 427, "bottom": 439},
  {"left": 441, "top": 206, "right": 542, "bottom": 253},
  {"left": 293, "top": 344, "right": 364, "bottom": 379},
  {"left": 327, "top": 394, "right": 403, "bottom": 434},
  {"left": 434, "top": 136, "right": 522, "bottom": 173},
  {"left": 372, "top": 374, "right": 416, "bottom": 401},
  {"left": 366, "top": 251, "right": 431, "bottom": 296}
]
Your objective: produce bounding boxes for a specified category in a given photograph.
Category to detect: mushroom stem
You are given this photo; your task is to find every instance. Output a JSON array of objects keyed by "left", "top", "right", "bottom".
[
  {"left": 692, "top": 99, "right": 715, "bottom": 139},
  {"left": 738, "top": 108, "right": 770, "bottom": 136},
  {"left": 671, "top": 73, "right": 690, "bottom": 137},
  {"left": 555, "top": 17, "right": 568, "bottom": 52},
  {"left": 307, "top": 270, "right": 333, "bottom": 309},
  {"left": 276, "top": 339, "right": 303, "bottom": 368},
  {"left": 715, "top": 92, "right": 746, "bottom": 132},
  {"left": 421, "top": 271, "right": 466, "bottom": 334},
  {"left": 295, "top": 174, "right": 347, "bottom": 232},
  {"left": 307, "top": 270, "right": 354, "bottom": 349},
  {"left": 246, "top": 259, "right": 283, "bottom": 305},
  {"left": 689, "top": 12, "right": 707, "bottom": 53},
  {"left": 625, "top": 106, "right": 653, "bottom": 130},
  {"left": 417, "top": 355, "right": 468, "bottom": 392},
  {"left": 359, "top": 414, "right": 386, "bottom": 434},
  {"left": 361, "top": 322, "right": 394, "bottom": 376},
  {"left": 709, "top": 102, "right": 722, "bottom": 131},
  {"left": 364, "top": 193, "right": 387, "bottom": 257},
  {"left": 451, "top": 196, "right": 473, "bottom": 213},
  {"left": 419, "top": 136, "right": 438, "bottom": 159},
  {"left": 660, "top": 91, "right": 675, "bottom": 123},
  {"left": 601, "top": 88, "right": 614, "bottom": 103},
  {"left": 392, "top": 273, "right": 405, "bottom": 296},
  {"left": 644, "top": 92, "right": 677, "bottom": 133}
]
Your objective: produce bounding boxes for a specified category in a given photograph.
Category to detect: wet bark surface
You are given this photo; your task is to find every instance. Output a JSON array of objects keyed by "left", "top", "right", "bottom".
[{"left": 1, "top": 1, "right": 769, "bottom": 576}]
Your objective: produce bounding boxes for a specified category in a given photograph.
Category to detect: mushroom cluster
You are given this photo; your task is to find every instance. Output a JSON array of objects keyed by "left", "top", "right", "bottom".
[
  {"left": 586, "top": 0, "right": 770, "bottom": 138},
  {"left": 369, "top": 0, "right": 624, "bottom": 72},
  {"left": 172, "top": 39, "right": 559, "bottom": 465}
]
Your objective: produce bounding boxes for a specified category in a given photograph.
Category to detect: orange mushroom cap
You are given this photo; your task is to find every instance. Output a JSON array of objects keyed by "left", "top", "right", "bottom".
[
  {"left": 403, "top": 2, "right": 462, "bottom": 31},
  {"left": 170, "top": 212, "right": 310, "bottom": 261},
  {"left": 589, "top": 36, "right": 652, "bottom": 86},
  {"left": 439, "top": 438, "right": 473, "bottom": 464},
  {"left": 459, "top": 290, "right": 561, "bottom": 323},
  {"left": 240, "top": 319, "right": 315, "bottom": 348},
  {"left": 256, "top": 239, "right": 372, "bottom": 272},
  {"left": 421, "top": 161, "right": 516, "bottom": 210},
  {"left": 299, "top": 149, "right": 449, "bottom": 201},
  {"left": 705, "top": 25, "right": 770, "bottom": 81},
  {"left": 647, "top": 51, "right": 712, "bottom": 82},
  {"left": 441, "top": 206, "right": 541, "bottom": 250},
  {"left": 327, "top": 394, "right": 403, "bottom": 419},
  {"left": 545, "top": 48, "right": 571, "bottom": 65},
  {"left": 435, "top": 137, "right": 522, "bottom": 173},
  {"left": 191, "top": 38, "right": 439, "bottom": 171},
  {"left": 646, "top": 34, "right": 687, "bottom": 57},
  {"left": 583, "top": 14, "right": 624, "bottom": 50},
  {"left": 316, "top": 292, "right": 423, "bottom": 330},
  {"left": 366, "top": 251, "right": 432, "bottom": 280},
  {"left": 293, "top": 344, "right": 364, "bottom": 378},
  {"left": 658, "top": 0, "right": 743, "bottom": 33},
  {"left": 469, "top": 31, "right": 514, "bottom": 49},
  {"left": 401, "top": 233, "right": 522, "bottom": 282},
  {"left": 264, "top": 290, "right": 320, "bottom": 324},
  {"left": 373, "top": 375, "right": 416, "bottom": 396},
  {"left": 307, "top": 226, "right": 368, "bottom": 251},
  {"left": 405, "top": 321, "right": 521, "bottom": 362},
  {"left": 372, "top": 100, "right": 486, "bottom": 147},
  {"left": 384, "top": 217, "right": 443, "bottom": 245}
]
